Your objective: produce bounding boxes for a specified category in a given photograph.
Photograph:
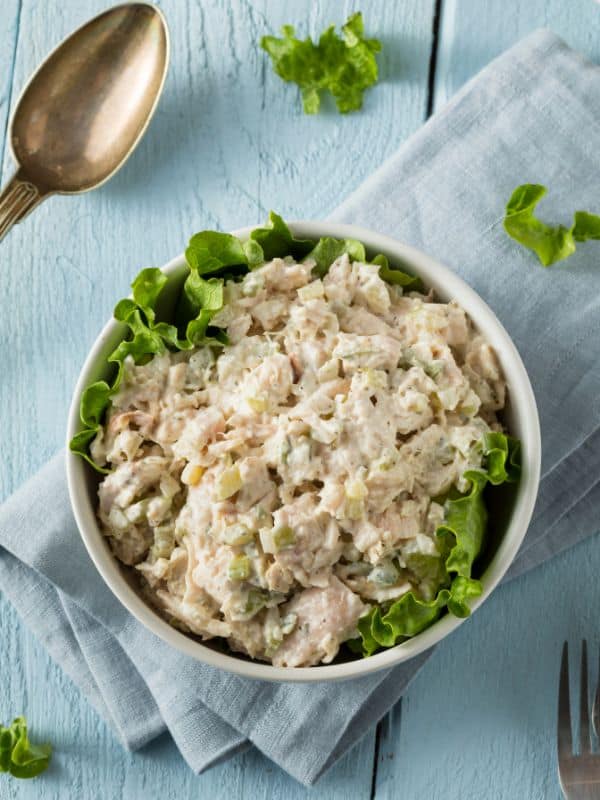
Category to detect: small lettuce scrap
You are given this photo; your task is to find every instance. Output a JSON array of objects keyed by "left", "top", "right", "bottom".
[
  {"left": 0, "top": 717, "right": 51, "bottom": 780},
  {"left": 69, "top": 212, "right": 421, "bottom": 471},
  {"left": 503, "top": 183, "right": 600, "bottom": 266},
  {"left": 354, "top": 432, "right": 521, "bottom": 657},
  {"left": 261, "top": 12, "right": 382, "bottom": 114}
]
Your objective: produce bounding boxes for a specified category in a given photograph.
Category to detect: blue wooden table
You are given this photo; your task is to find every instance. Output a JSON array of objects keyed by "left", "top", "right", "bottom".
[{"left": 2, "top": 2, "right": 600, "bottom": 797}]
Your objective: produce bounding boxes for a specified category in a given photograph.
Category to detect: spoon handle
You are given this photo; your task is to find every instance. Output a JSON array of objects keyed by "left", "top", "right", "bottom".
[{"left": 0, "top": 170, "right": 47, "bottom": 242}]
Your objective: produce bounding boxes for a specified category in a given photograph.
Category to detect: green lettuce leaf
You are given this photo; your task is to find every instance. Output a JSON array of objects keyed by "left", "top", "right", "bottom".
[
  {"left": 353, "top": 431, "right": 520, "bottom": 656},
  {"left": 371, "top": 253, "right": 423, "bottom": 291},
  {"left": 307, "top": 236, "right": 366, "bottom": 276},
  {"left": 572, "top": 210, "right": 600, "bottom": 241},
  {"left": 68, "top": 381, "right": 115, "bottom": 474},
  {"left": 179, "top": 273, "right": 225, "bottom": 346},
  {"left": 438, "top": 470, "right": 488, "bottom": 579},
  {"left": 249, "top": 211, "right": 314, "bottom": 262},
  {"left": 185, "top": 231, "right": 247, "bottom": 275},
  {"left": 358, "top": 590, "right": 450, "bottom": 656},
  {"left": 482, "top": 431, "right": 521, "bottom": 485},
  {"left": 446, "top": 576, "right": 483, "bottom": 618},
  {"left": 110, "top": 301, "right": 166, "bottom": 364},
  {"left": 261, "top": 12, "right": 382, "bottom": 114},
  {"left": 0, "top": 717, "right": 51, "bottom": 779},
  {"left": 503, "top": 183, "right": 600, "bottom": 266},
  {"left": 243, "top": 238, "right": 266, "bottom": 268},
  {"left": 130, "top": 268, "right": 168, "bottom": 323}
]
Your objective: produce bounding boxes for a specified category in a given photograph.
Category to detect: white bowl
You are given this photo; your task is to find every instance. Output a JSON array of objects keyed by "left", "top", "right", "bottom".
[{"left": 66, "top": 222, "right": 541, "bottom": 682}]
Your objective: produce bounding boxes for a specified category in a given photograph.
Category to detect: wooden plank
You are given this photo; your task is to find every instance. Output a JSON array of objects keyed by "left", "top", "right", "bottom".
[
  {"left": 0, "top": 0, "right": 21, "bottom": 177},
  {"left": 0, "top": 1, "right": 436, "bottom": 798},
  {"left": 373, "top": 3, "right": 600, "bottom": 797},
  {"left": 433, "top": 0, "right": 600, "bottom": 112}
]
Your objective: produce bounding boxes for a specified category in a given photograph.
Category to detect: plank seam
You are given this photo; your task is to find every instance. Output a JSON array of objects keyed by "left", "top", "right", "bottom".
[
  {"left": 426, "top": 0, "right": 443, "bottom": 118},
  {"left": 0, "top": 0, "right": 23, "bottom": 184},
  {"left": 370, "top": 718, "right": 383, "bottom": 800}
]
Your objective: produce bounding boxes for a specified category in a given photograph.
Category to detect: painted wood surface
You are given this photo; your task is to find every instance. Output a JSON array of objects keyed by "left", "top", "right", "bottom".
[{"left": 0, "top": 1, "right": 599, "bottom": 798}]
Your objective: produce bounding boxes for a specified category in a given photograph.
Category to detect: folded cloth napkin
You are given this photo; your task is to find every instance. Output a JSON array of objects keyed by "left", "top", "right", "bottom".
[{"left": 2, "top": 28, "right": 600, "bottom": 786}]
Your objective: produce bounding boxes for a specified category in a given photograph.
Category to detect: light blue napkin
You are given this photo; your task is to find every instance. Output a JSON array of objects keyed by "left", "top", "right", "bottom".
[{"left": 1, "top": 29, "right": 600, "bottom": 786}]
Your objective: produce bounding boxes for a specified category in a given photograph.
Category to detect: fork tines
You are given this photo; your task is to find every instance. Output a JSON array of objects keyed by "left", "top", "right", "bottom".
[{"left": 557, "top": 640, "right": 600, "bottom": 799}]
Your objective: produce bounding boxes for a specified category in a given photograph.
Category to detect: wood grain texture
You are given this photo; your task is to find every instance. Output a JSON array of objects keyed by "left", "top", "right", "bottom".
[
  {"left": 0, "top": 1, "right": 20, "bottom": 174},
  {"left": 0, "top": 1, "right": 435, "bottom": 797},
  {"left": 434, "top": 0, "right": 600, "bottom": 112},
  {"left": 3, "top": 1, "right": 600, "bottom": 797}
]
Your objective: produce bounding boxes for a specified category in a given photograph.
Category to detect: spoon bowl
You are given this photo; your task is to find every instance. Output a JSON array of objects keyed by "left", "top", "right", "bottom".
[{"left": 0, "top": 3, "right": 169, "bottom": 240}]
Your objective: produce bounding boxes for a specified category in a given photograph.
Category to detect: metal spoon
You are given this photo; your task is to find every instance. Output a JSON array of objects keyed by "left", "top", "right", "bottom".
[{"left": 0, "top": 3, "right": 169, "bottom": 241}]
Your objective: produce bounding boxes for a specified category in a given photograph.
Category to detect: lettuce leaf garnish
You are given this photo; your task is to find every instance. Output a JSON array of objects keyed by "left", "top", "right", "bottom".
[
  {"left": 69, "top": 381, "right": 115, "bottom": 473},
  {"left": 248, "top": 211, "right": 314, "bottom": 263},
  {"left": 353, "top": 432, "right": 521, "bottom": 657},
  {"left": 371, "top": 253, "right": 424, "bottom": 292},
  {"left": 503, "top": 183, "right": 600, "bottom": 266},
  {"left": 308, "top": 237, "right": 366, "bottom": 276},
  {"left": 185, "top": 231, "right": 247, "bottom": 276},
  {"left": 0, "top": 717, "right": 51, "bottom": 779},
  {"left": 261, "top": 12, "right": 382, "bottom": 114},
  {"left": 67, "top": 212, "right": 424, "bottom": 472}
]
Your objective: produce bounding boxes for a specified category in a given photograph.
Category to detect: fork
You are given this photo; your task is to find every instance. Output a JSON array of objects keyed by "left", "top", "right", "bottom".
[{"left": 558, "top": 641, "right": 600, "bottom": 798}]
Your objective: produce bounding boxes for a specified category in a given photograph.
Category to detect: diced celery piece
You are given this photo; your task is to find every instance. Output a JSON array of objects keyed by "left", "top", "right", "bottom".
[
  {"left": 151, "top": 526, "right": 175, "bottom": 560},
  {"left": 246, "top": 394, "right": 268, "bottom": 413},
  {"left": 424, "top": 360, "right": 444, "bottom": 379},
  {"left": 181, "top": 463, "right": 205, "bottom": 486},
  {"left": 222, "top": 524, "right": 254, "bottom": 546},
  {"left": 345, "top": 478, "right": 367, "bottom": 500},
  {"left": 345, "top": 498, "right": 365, "bottom": 520},
  {"left": 260, "top": 525, "right": 296, "bottom": 553},
  {"left": 345, "top": 476, "right": 368, "bottom": 517},
  {"left": 272, "top": 525, "right": 296, "bottom": 551},
  {"left": 362, "top": 368, "right": 387, "bottom": 390},
  {"left": 244, "top": 588, "right": 270, "bottom": 615},
  {"left": 215, "top": 465, "right": 242, "bottom": 500},
  {"left": 228, "top": 554, "right": 251, "bottom": 582},
  {"left": 265, "top": 636, "right": 283, "bottom": 657},
  {"left": 263, "top": 609, "right": 284, "bottom": 657}
]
